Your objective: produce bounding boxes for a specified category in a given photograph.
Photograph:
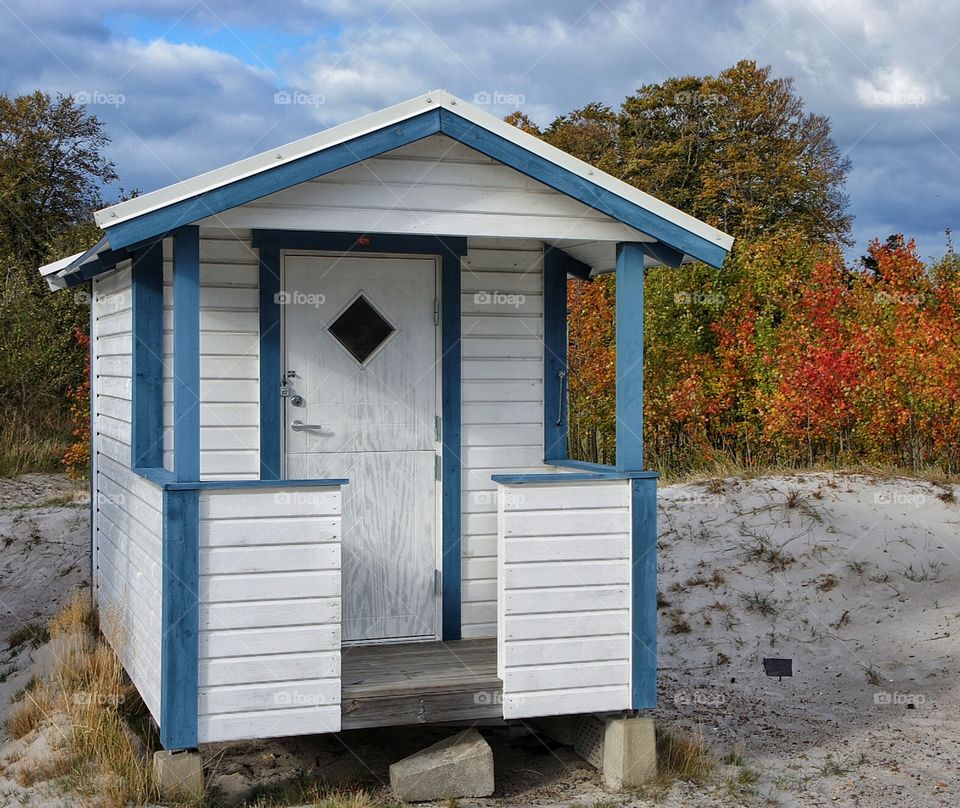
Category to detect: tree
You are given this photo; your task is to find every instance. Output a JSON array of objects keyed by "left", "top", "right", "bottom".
[
  {"left": 529, "top": 61, "right": 852, "bottom": 246},
  {"left": 509, "top": 62, "right": 857, "bottom": 467},
  {"left": 0, "top": 92, "right": 116, "bottom": 271},
  {"left": 0, "top": 92, "right": 115, "bottom": 471}
]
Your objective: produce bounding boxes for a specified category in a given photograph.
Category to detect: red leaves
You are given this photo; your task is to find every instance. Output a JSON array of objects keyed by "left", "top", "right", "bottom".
[{"left": 568, "top": 233, "right": 960, "bottom": 471}]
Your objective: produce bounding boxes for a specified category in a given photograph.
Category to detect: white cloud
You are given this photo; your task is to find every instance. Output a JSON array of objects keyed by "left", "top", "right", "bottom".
[{"left": 855, "top": 66, "right": 947, "bottom": 108}]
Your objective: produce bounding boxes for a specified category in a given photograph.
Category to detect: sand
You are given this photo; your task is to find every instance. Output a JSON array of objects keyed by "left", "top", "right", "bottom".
[{"left": 0, "top": 471, "right": 957, "bottom": 806}]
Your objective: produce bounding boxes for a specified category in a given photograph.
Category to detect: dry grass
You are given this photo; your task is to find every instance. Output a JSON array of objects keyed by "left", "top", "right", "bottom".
[
  {"left": 659, "top": 459, "right": 960, "bottom": 488},
  {"left": 648, "top": 726, "right": 716, "bottom": 792},
  {"left": 2, "top": 594, "right": 165, "bottom": 807},
  {"left": 246, "top": 778, "right": 388, "bottom": 808},
  {"left": 0, "top": 420, "right": 71, "bottom": 477}
]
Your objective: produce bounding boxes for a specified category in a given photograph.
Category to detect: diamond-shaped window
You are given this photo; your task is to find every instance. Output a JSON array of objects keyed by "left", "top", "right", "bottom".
[{"left": 327, "top": 294, "right": 396, "bottom": 365}]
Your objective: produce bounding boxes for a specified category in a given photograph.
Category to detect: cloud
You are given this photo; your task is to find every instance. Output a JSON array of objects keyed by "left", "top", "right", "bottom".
[
  {"left": 0, "top": 0, "right": 957, "bottom": 260},
  {"left": 854, "top": 66, "right": 947, "bottom": 109}
]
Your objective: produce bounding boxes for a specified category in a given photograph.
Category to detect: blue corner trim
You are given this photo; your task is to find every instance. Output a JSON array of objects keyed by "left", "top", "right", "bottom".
[
  {"left": 548, "top": 458, "right": 638, "bottom": 474},
  {"left": 160, "top": 487, "right": 199, "bottom": 749},
  {"left": 438, "top": 109, "right": 728, "bottom": 268},
  {"left": 251, "top": 229, "right": 468, "bottom": 642},
  {"left": 543, "top": 248, "right": 568, "bottom": 463},
  {"left": 258, "top": 244, "right": 282, "bottom": 479},
  {"left": 631, "top": 476, "right": 658, "bottom": 709},
  {"left": 131, "top": 242, "right": 165, "bottom": 468},
  {"left": 165, "top": 478, "right": 349, "bottom": 491},
  {"left": 173, "top": 227, "right": 201, "bottom": 482},
  {"left": 104, "top": 111, "right": 442, "bottom": 252},
  {"left": 615, "top": 243, "right": 645, "bottom": 472},
  {"left": 132, "top": 465, "right": 345, "bottom": 491},
  {"left": 492, "top": 470, "right": 659, "bottom": 484}
]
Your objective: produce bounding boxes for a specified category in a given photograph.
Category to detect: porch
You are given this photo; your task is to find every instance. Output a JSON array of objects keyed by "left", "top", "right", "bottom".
[{"left": 341, "top": 638, "right": 501, "bottom": 730}]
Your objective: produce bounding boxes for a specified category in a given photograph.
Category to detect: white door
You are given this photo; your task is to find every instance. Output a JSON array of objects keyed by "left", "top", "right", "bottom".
[{"left": 283, "top": 253, "right": 440, "bottom": 644}]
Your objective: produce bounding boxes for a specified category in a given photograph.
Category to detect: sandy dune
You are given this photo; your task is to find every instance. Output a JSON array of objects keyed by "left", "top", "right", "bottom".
[{"left": 0, "top": 472, "right": 957, "bottom": 807}]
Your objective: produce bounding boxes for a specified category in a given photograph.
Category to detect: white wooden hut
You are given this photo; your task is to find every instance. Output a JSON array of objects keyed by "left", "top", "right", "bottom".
[{"left": 39, "top": 91, "right": 732, "bottom": 750}]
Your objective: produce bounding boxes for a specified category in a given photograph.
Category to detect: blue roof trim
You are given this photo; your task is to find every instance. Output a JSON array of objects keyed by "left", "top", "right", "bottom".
[
  {"left": 438, "top": 109, "right": 728, "bottom": 268},
  {"left": 103, "top": 110, "right": 443, "bottom": 252},
  {"left": 76, "top": 104, "right": 729, "bottom": 277}
]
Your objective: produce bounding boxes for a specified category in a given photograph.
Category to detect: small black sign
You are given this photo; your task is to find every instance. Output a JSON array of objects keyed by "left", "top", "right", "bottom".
[{"left": 763, "top": 657, "right": 793, "bottom": 679}]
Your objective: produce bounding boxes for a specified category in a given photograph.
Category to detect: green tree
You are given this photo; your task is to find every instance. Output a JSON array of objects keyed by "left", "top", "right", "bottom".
[{"left": 0, "top": 92, "right": 116, "bottom": 473}]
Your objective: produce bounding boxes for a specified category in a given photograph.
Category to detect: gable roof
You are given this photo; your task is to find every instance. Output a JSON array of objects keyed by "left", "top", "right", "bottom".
[{"left": 41, "top": 90, "right": 733, "bottom": 288}]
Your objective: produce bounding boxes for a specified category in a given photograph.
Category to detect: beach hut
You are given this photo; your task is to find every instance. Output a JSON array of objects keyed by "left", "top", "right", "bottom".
[{"left": 39, "top": 91, "right": 733, "bottom": 754}]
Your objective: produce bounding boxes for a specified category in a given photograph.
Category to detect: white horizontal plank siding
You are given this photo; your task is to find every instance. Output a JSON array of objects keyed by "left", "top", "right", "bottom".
[
  {"left": 162, "top": 229, "right": 260, "bottom": 479},
  {"left": 200, "top": 134, "right": 645, "bottom": 242},
  {"left": 197, "top": 485, "right": 342, "bottom": 743},
  {"left": 91, "top": 267, "right": 164, "bottom": 726},
  {"left": 497, "top": 479, "right": 633, "bottom": 719},
  {"left": 460, "top": 239, "right": 559, "bottom": 638}
]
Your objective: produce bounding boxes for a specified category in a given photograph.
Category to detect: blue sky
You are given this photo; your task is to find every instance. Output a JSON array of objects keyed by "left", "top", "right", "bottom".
[{"left": 1, "top": 0, "right": 957, "bottom": 262}]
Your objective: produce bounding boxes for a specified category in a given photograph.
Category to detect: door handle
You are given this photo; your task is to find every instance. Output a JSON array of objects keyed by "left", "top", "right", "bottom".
[{"left": 291, "top": 420, "right": 324, "bottom": 432}]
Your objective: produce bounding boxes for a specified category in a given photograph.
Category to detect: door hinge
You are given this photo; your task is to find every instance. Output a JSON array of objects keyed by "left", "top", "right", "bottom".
[
  {"left": 435, "top": 453, "right": 442, "bottom": 481},
  {"left": 435, "top": 415, "right": 442, "bottom": 443},
  {"left": 434, "top": 568, "right": 442, "bottom": 595},
  {"left": 434, "top": 298, "right": 440, "bottom": 326}
]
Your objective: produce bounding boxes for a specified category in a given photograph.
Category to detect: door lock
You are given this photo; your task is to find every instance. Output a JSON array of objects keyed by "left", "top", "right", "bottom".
[{"left": 289, "top": 394, "right": 305, "bottom": 407}]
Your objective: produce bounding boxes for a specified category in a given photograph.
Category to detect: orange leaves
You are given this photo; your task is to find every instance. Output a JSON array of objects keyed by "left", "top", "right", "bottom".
[
  {"left": 63, "top": 326, "right": 90, "bottom": 479},
  {"left": 568, "top": 233, "right": 960, "bottom": 473}
]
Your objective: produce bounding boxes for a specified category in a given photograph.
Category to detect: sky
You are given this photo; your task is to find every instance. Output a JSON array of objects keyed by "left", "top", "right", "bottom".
[{"left": 1, "top": 0, "right": 957, "bottom": 262}]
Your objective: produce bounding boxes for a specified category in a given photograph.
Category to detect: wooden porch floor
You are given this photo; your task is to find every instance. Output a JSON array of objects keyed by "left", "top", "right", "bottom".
[{"left": 340, "top": 638, "right": 502, "bottom": 729}]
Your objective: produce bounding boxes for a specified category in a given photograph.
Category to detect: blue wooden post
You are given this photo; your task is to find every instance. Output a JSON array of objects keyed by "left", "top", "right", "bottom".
[
  {"left": 160, "top": 487, "right": 199, "bottom": 748},
  {"left": 440, "top": 247, "right": 462, "bottom": 641},
  {"left": 130, "top": 241, "right": 164, "bottom": 469},
  {"left": 257, "top": 243, "right": 282, "bottom": 480},
  {"left": 615, "top": 243, "right": 645, "bottom": 471},
  {"left": 543, "top": 249, "right": 568, "bottom": 463},
  {"left": 161, "top": 226, "right": 201, "bottom": 749},
  {"left": 631, "top": 476, "right": 658, "bottom": 708},
  {"left": 173, "top": 226, "right": 201, "bottom": 482}
]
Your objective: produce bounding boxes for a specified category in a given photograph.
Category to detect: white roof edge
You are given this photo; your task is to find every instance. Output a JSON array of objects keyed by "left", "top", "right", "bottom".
[
  {"left": 437, "top": 91, "right": 733, "bottom": 251},
  {"left": 93, "top": 89, "right": 733, "bottom": 253},
  {"left": 39, "top": 252, "right": 85, "bottom": 277},
  {"left": 94, "top": 92, "right": 448, "bottom": 229}
]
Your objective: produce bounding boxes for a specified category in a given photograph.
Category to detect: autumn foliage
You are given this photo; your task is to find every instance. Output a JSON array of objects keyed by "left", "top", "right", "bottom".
[
  {"left": 569, "top": 233, "right": 960, "bottom": 475},
  {"left": 62, "top": 327, "right": 90, "bottom": 479}
]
